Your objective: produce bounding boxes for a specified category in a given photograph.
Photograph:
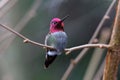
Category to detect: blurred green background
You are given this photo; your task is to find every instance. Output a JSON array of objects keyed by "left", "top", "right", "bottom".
[{"left": 0, "top": 0, "right": 116, "bottom": 80}]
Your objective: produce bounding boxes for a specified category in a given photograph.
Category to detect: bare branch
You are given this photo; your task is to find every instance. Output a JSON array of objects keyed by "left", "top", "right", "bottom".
[
  {"left": 0, "top": 24, "right": 55, "bottom": 50},
  {"left": 0, "top": 0, "right": 41, "bottom": 43},
  {"left": 0, "top": 23, "right": 110, "bottom": 53},
  {"left": 0, "top": 0, "right": 44, "bottom": 54},
  {"left": 83, "top": 28, "right": 111, "bottom": 80},
  {"left": 103, "top": 0, "right": 120, "bottom": 79},
  {"left": 61, "top": 0, "right": 116, "bottom": 79},
  {"left": 0, "top": 23, "right": 110, "bottom": 80},
  {"left": 65, "top": 44, "right": 110, "bottom": 54}
]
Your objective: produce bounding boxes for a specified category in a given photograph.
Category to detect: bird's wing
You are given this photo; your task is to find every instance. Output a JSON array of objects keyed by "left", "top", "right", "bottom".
[{"left": 45, "top": 33, "right": 56, "bottom": 47}]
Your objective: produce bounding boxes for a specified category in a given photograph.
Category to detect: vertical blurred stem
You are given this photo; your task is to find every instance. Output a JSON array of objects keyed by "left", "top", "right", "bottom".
[
  {"left": 0, "top": 0, "right": 41, "bottom": 53},
  {"left": 0, "top": 0, "right": 18, "bottom": 18},
  {"left": 103, "top": 0, "right": 120, "bottom": 80},
  {"left": 93, "top": 59, "right": 105, "bottom": 80},
  {"left": 83, "top": 28, "right": 110, "bottom": 80},
  {"left": 0, "top": 0, "right": 41, "bottom": 80},
  {"left": 0, "top": 0, "right": 9, "bottom": 9}
]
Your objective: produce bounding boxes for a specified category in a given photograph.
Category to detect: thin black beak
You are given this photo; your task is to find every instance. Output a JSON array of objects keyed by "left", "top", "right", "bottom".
[
  {"left": 56, "top": 15, "right": 69, "bottom": 27},
  {"left": 61, "top": 15, "right": 69, "bottom": 22}
]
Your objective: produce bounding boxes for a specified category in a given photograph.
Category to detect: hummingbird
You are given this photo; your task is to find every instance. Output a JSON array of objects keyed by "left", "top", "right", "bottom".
[{"left": 44, "top": 16, "right": 68, "bottom": 68}]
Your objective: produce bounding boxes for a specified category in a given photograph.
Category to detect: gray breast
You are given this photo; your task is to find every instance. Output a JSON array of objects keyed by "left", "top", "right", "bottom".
[{"left": 51, "top": 31, "right": 67, "bottom": 52}]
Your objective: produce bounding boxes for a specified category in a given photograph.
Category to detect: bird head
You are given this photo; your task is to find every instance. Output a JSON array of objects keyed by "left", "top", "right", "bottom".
[{"left": 50, "top": 15, "right": 69, "bottom": 33}]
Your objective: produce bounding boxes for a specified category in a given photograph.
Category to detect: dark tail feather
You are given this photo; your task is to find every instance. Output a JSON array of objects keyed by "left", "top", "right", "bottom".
[{"left": 44, "top": 54, "right": 57, "bottom": 69}]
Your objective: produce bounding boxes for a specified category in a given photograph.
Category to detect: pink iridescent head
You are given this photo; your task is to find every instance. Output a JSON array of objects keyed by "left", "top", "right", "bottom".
[{"left": 50, "top": 15, "right": 69, "bottom": 33}]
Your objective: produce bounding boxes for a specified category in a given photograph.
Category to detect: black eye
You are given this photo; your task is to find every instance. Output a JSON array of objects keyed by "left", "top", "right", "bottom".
[{"left": 52, "top": 21, "right": 57, "bottom": 24}]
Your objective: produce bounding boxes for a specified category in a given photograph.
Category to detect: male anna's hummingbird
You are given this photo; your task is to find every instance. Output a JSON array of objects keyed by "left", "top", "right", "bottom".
[{"left": 44, "top": 16, "right": 68, "bottom": 68}]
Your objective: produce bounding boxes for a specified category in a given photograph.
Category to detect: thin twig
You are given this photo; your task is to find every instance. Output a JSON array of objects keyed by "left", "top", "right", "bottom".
[
  {"left": 83, "top": 28, "right": 111, "bottom": 80},
  {"left": 0, "top": 0, "right": 43, "bottom": 54},
  {"left": 0, "top": 24, "right": 54, "bottom": 50},
  {"left": 61, "top": 0, "right": 116, "bottom": 80},
  {"left": 0, "top": 0, "right": 41, "bottom": 43},
  {"left": 0, "top": 23, "right": 110, "bottom": 52},
  {"left": 65, "top": 44, "right": 110, "bottom": 54},
  {"left": 0, "top": 23, "right": 110, "bottom": 80}
]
